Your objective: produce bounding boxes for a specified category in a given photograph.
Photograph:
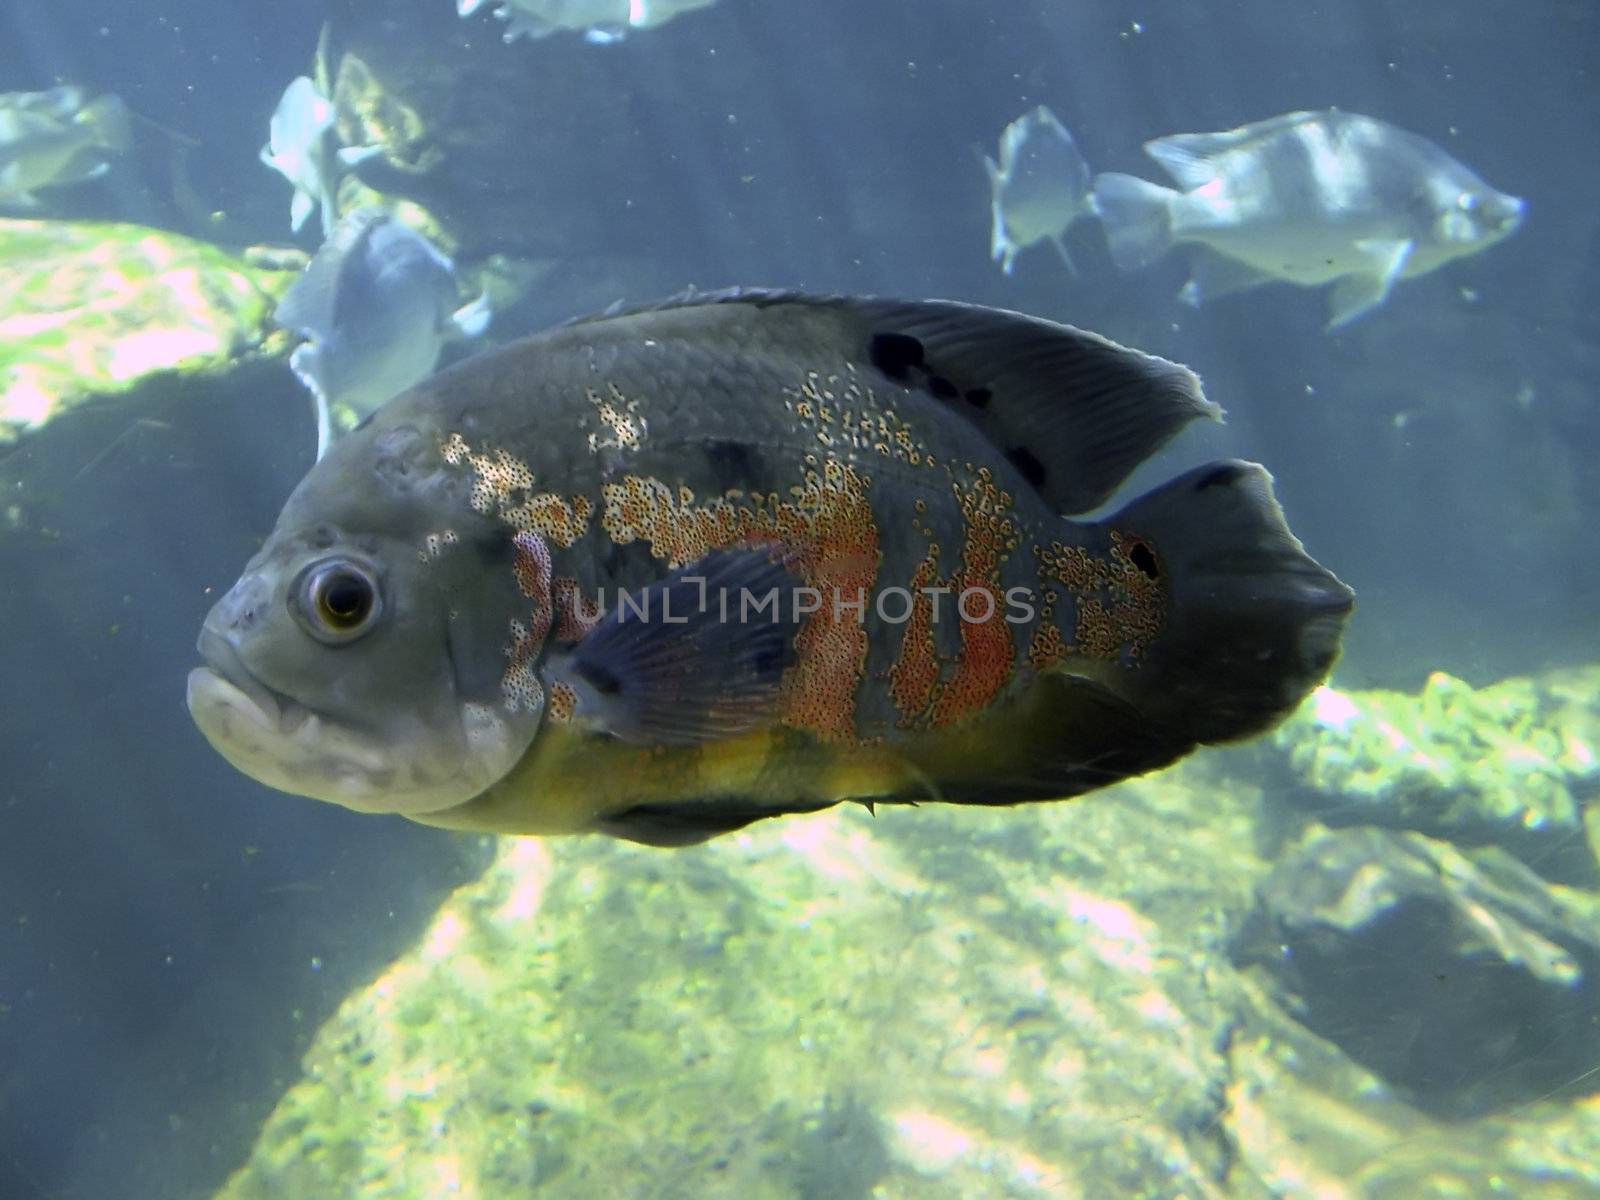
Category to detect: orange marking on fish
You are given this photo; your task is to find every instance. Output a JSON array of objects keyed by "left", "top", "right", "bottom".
[
  {"left": 928, "top": 468, "right": 1019, "bottom": 726},
  {"left": 501, "top": 492, "right": 593, "bottom": 548},
  {"left": 511, "top": 530, "right": 552, "bottom": 604},
  {"left": 547, "top": 681, "right": 577, "bottom": 724},
  {"left": 888, "top": 548, "right": 940, "bottom": 724},
  {"left": 552, "top": 577, "right": 603, "bottom": 641},
  {"left": 887, "top": 469, "right": 1021, "bottom": 730},
  {"left": 1027, "top": 607, "right": 1069, "bottom": 672},
  {"left": 501, "top": 531, "right": 554, "bottom": 714},
  {"left": 598, "top": 459, "right": 880, "bottom": 743},
  {"left": 440, "top": 433, "right": 593, "bottom": 546},
  {"left": 1035, "top": 528, "right": 1166, "bottom": 662}
]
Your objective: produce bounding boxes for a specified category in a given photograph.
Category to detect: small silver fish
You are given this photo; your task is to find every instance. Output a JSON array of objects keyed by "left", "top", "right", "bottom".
[
  {"left": 456, "top": 0, "right": 718, "bottom": 43},
  {"left": 0, "top": 86, "right": 131, "bottom": 209},
  {"left": 984, "top": 106, "right": 1095, "bottom": 276},
  {"left": 259, "top": 77, "right": 381, "bottom": 238},
  {"left": 274, "top": 208, "right": 492, "bottom": 459},
  {"left": 1092, "top": 109, "right": 1525, "bottom": 328}
]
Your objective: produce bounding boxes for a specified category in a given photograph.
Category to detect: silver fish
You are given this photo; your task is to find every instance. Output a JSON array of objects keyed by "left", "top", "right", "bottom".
[
  {"left": 259, "top": 76, "right": 381, "bottom": 238},
  {"left": 0, "top": 86, "right": 130, "bottom": 209},
  {"left": 984, "top": 105, "right": 1095, "bottom": 275},
  {"left": 1093, "top": 109, "right": 1525, "bottom": 328},
  {"left": 275, "top": 208, "right": 492, "bottom": 459},
  {"left": 456, "top": 0, "right": 718, "bottom": 43}
]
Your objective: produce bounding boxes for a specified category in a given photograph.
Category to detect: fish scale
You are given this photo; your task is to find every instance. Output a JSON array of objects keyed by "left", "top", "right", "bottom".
[{"left": 427, "top": 307, "right": 1068, "bottom": 744}]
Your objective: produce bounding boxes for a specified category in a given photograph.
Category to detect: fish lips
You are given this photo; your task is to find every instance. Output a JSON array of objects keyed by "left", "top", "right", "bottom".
[
  {"left": 186, "top": 625, "right": 399, "bottom": 811},
  {"left": 188, "top": 615, "right": 529, "bottom": 817},
  {"left": 189, "top": 623, "right": 310, "bottom": 740}
]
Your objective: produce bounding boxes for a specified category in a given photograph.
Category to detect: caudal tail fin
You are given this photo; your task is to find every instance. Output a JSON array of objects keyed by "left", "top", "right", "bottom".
[
  {"left": 1105, "top": 460, "right": 1353, "bottom": 744},
  {"left": 1092, "top": 172, "right": 1178, "bottom": 271}
]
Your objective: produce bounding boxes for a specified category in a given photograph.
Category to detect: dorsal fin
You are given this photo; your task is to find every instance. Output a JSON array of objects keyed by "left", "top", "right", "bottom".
[{"left": 572, "top": 289, "right": 1216, "bottom": 515}]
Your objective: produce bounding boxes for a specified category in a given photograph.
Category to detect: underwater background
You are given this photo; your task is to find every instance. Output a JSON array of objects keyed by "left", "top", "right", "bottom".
[{"left": 1, "top": 0, "right": 1597, "bottom": 1196}]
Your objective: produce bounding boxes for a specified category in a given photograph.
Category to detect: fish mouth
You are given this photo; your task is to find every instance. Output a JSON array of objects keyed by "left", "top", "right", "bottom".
[
  {"left": 190, "top": 626, "right": 310, "bottom": 738},
  {"left": 187, "top": 624, "right": 525, "bottom": 817}
]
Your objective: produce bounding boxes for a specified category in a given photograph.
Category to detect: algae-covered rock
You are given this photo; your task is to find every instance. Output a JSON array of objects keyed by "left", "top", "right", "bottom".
[
  {"left": 215, "top": 773, "right": 1256, "bottom": 1199},
  {"left": 1226, "top": 966, "right": 1600, "bottom": 1200},
  {"left": 214, "top": 766, "right": 1600, "bottom": 1198},
  {"left": 1233, "top": 826, "right": 1600, "bottom": 1116},
  {"left": 1270, "top": 668, "right": 1600, "bottom": 884},
  {"left": 0, "top": 218, "right": 297, "bottom": 441}
]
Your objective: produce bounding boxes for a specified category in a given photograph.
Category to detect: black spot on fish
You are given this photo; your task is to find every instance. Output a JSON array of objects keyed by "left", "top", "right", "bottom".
[
  {"left": 473, "top": 527, "right": 516, "bottom": 565},
  {"left": 1127, "top": 540, "right": 1160, "bottom": 580},
  {"left": 602, "top": 539, "right": 662, "bottom": 588},
  {"left": 1194, "top": 464, "right": 1246, "bottom": 492},
  {"left": 963, "top": 387, "right": 992, "bottom": 410},
  {"left": 869, "top": 332, "right": 925, "bottom": 382},
  {"left": 704, "top": 439, "right": 761, "bottom": 493},
  {"left": 927, "top": 374, "right": 959, "bottom": 400},
  {"left": 1006, "top": 446, "right": 1047, "bottom": 488},
  {"left": 602, "top": 541, "right": 635, "bottom": 577}
]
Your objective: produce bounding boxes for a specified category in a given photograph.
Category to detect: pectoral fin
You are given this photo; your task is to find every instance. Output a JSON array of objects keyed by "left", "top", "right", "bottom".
[
  {"left": 1327, "top": 239, "right": 1412, "bottom": 328},
  {"left": 289, "top": 188, "right": 314, "bottom": 233},
  {"left": 544, "top": 548, "right": 805, "bottom": 746},
  {"left": 289, "top": 343, "right": 334, "bottom": 459},
  {"left": 989, "top": 192, "right": 1015, "bottom": 272}
]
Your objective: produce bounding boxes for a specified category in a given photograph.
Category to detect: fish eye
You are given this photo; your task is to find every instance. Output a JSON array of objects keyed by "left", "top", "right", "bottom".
[
  {"left": 1457, "top": 192, "right": 1479, "bottom": 212},
  {"left": 292, "top": 558, "right": 382, "bottom": 644}
]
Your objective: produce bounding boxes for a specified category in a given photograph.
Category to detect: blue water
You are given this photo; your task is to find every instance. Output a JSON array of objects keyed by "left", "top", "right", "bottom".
[{"left": 0, "top": 1, "right": 1594, "bottom": 1196}]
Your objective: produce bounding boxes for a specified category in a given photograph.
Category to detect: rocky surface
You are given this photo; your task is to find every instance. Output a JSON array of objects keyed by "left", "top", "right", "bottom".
[
  {"left": 215, "top": 752, "right": 1600, "bottom": 1199},
  {"left": 1233, "top": 825, "right": 1600, "bottom": 1117},
  {"left": 0, "top": 218, "right": 296, "bottom": 443},
  {"left": 1268, "top": 670, "right": 1600, "bottom": 885},
  {"left": 215, "top": 771, "right": 1255, "bottom": 1199}
]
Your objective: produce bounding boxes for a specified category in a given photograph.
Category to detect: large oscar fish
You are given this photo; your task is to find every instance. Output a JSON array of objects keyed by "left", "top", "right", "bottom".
[{"left": 188, "top": 290, "right": 1352, "bottom": 845}]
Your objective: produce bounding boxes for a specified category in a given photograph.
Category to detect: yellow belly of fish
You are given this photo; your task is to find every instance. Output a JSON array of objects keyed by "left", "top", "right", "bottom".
[
  {"left": 406, "top": 663, "right": 1150, "bottom": 840},
  {"left": 408, "top": 721, "right": 928, "bottom": 838}
]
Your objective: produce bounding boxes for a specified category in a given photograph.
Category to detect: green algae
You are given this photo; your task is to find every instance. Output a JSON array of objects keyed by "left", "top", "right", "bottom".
[
  {"left": 1271, "top": 669, "right": 1600, "bottom": 883},
  {"left": 0, "top": 218, "right": 297, "bottom": 441},
  {"left": 213, "top": 752, "right": 1600, "bottom": 1198},
  {"left": 210, "top": 692, "right": 1600, "bottom": 1200},
  {"left": 215, "top": 774, "right": 1256, "bottom": 1199}
]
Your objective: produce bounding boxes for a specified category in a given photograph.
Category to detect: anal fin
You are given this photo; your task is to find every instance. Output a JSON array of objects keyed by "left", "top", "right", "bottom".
[
  {"left": 598, "top": 797, "right": 830, "bottom": 847},
  {"left": 1327, "top": 239, "right": 1412, "bottom": 329},
  {"left": 1179, "top": 247, "right": 1276, "bottom": 306}
]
